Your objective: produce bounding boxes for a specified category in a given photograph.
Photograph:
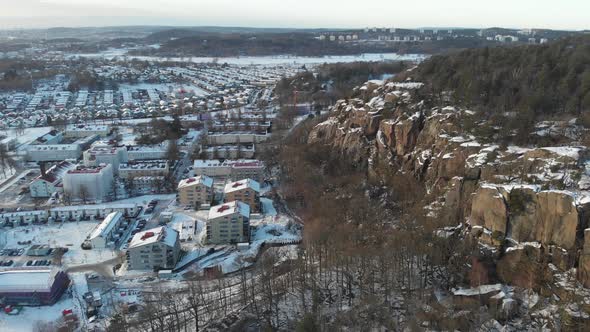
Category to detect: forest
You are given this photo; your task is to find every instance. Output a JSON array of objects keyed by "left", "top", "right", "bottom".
[{"left": 412, "top": 35, "right": 590, "bottom": 116}]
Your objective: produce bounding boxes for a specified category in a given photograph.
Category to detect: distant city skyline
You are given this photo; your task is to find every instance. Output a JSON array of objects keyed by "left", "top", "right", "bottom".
[{"left": 1, "top": 0, "right": 589, "bottom": 30}]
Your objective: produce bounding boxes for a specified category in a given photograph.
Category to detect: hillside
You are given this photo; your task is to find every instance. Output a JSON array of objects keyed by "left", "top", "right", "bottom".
[
  {"left": 272, "top": 39, "right": 590, "bottom": 330},
  {"left": 412, "top": 35, "right": 590, "bottom": 117}
]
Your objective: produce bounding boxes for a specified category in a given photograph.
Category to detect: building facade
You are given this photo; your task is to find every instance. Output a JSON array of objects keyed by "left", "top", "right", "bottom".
[
  {"left": 63, "top": 164, "right": 114, "bottom": 203},
  {"left": 85, "top": 211, "right": 126, "bottom": 249},
  {"left": 193, "top": 159, "right": 264, "bottom": 182},
  {"left": 224, "top": 179, "right": 261, "bottom": 213},
  {"left": 29, "top": 161, "right": 75, "bottom": 198},
  {"left": 119, "top": 160, "right": 169, "bottom": 179},
  {"left": 0, "top": 268, "right": 70, "bottom": 306},
  {"left": 206, "top": 201, "right": 250, "bottom": 244},
  {"left": 177, "top": 176, "right": 214, "bottom": 208},
  {"left": 127, "top": 226, "right": 181, "bottom": 270}
]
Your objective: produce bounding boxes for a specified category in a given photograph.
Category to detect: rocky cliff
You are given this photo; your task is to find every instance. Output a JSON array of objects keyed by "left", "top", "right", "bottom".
[{"left": 307, "top": 79, "right": 590, "bottom": 295}]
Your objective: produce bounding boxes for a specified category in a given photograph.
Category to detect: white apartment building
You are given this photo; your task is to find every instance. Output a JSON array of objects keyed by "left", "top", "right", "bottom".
[
  {"left": 63, "top": 164, "right": 114, "bottom": 203},
  {"left": 83, "top": 145, "right": 128, "bottom": 174},
  {"left": 119, "top": 160, "right": 169, "bottom": 179},
  {"left": 126, "top": 226, "right": 181, "bottom": 270},
  {"left": 86, "top": 212, "right": 126, "bottom": 248},
  {"left": 206, "top": 201, "right": 250, "bottom": 244},
  {"left": 193, "top": 159, "right": 264, "bottom": 182},
  {"left": 127, "top": 143, "right": 168, "bottom": 161},
  {"left": 27, "top": 144, "right": 82, "bottom": 162},
  {"left": 29, "top": 161, "right": 75, "bottom": 198}
]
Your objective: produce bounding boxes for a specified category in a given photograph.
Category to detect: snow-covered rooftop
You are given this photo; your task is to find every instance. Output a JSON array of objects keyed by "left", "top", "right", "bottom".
[
  {"left": 178, "top": 175, "right": 214, "bottom": 189},
  {"left": 208, "top": 200, "right": 250, "bottom": 220},
  {"left": 128, "top": 226, "right": 178, "bottom": 249},
  {"left": 88, "top": 211, "right": 123, "bottom": 240},
  {"left": 0, "top": 269, "right": 57, "bottom": 293},
  {"left": 224, "top": 178, "right": 260, "bottom": 194}
]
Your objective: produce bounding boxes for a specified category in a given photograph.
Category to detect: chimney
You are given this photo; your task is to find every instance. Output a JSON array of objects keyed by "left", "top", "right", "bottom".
[{"left": 39, "top": 162, "right": 46, "bottom": 177}]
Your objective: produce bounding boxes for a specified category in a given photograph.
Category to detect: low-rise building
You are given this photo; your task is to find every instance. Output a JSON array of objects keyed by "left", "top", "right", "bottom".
[
  {"left": 119, "top": 160, "right": 169, "bottom": 179},
  {"left": 29, "top": 161, "right": 75, "bottom": 198},
  {"left": 62, "top": 164, "right": 114, "bottom": 203},
  {"left": 177, "top": 176, "right": 214, "bottom": 208},
  {"left": 204, "top": 145, "right": 255, "bottom": 159},
  {"left": 224, "top": 179, "right": 261, "bottom": 213},
  {"left": 127, "top": 143, "right": 168, "bottom": 161},
  {"left": 126, "top": 226, "right": 181, "bottom": 270},
  {"left": 206, "top": 201, "right": 250, "bottom": 244},
  {"left": 0, "top": 268, "right": 70, "bottom": 306},
  {"left": 85, "top": 211, "right": 125, "bottom": 249},
  {"left": 65, "top": 124, "right": 111, "bottom": 138},
  {"left": 50, "top": 203, "right": 139, "bottom": 221},
  {"left": 193, "top": 159, "right": 264, "bottom": 182},
  {"left": 0, "top": 210, "right": 49, "bottom": 225},
  {"left": 26, "top": 144, "right": 82, "bottom": 162}
]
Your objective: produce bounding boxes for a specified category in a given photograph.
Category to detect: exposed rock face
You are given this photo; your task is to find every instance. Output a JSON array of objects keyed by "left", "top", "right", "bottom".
[
  {"left": 452, "top": 284, "right": 503, "bottom": 309},
  {"left": 578, "top": 229, "right": 590, "bottom": 288},
  {"left": 393, "top": 112, "right": 423, "bottom": 156},
  {"left": 497, "top": 244, "right": 545, "bottom": 289},
  {"left": 470, "top": 186, "right": 508, "bottom": 237},
  {"left": 507, "top": 188, "right": 539, "bottom": 244},
  {"left": 535, "top": 191, "right": 579, "bottom": 250},
  {"left": 470, "top": 186, "right": 581, "bottom": 251},
  {"left": 306, "top": 79, "right": 590, "bottom": 290}
]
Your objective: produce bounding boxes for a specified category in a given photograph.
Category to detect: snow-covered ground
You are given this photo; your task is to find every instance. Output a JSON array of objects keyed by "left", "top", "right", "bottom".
[
  {"left": 69, "top": 52, "right": 428, "bottom": 66},
  {"left": 2, "top": 222, "right": 116, "bottom": 266},
  {"left": 2, "top": 126, "right": 52, "bottom": 148},
  {"left": 0, "top": 295, "right": 76, "bottom": 332}
]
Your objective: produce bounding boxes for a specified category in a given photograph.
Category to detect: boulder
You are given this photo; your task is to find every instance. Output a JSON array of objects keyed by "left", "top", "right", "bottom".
[{"left": 452, "top": 284, "right": 503, "bottom": 310}]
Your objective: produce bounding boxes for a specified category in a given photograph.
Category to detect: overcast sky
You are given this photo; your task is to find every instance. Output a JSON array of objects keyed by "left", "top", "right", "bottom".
[{"left": 1, "top": 0, "right": 589, "bottom": 30}]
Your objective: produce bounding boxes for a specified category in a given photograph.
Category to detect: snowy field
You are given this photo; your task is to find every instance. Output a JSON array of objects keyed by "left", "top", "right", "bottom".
[{"left": 2, "top": 222, "right": 116, "bottom": 266}]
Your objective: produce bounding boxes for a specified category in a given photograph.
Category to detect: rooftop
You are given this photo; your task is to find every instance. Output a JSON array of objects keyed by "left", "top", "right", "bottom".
[
  {"left": 120, "top": 160, "right": 168, "bottom": 170},
  {"left": 88, "top": 211, "right": 123, "bottom": 240},
  {"left": 194, "top": 159, "right": 263, "bottom": 168},
  {"left": 224, "top": 178, "right": 261, "bottom": 194},
  {"left": 178, "top": 175, "right": 214, "bottom": 189},
  {"left": 32, "top": 161, "right": 75, "bottom": 185},
  {"left": 128, "top": 226, "right": 178, "bottom": 249},
  {"left": 66, "top": 164, "right": 111, "bottom": 175},
  {"left": 0, "top": 268, "right": 58, "bottom": 293},
  {"left": 208, "top": 200, "right": 250, "bottom": 220}
]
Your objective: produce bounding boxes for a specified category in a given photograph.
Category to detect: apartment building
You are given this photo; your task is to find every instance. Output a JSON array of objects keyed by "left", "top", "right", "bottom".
[
  {"left": 62, "top": 164, "right": 114, "bottom": 203},
  {"left": 126, "top": 226, "right": 181, "bottom": 270},
  {"left": 224, "top": 179, "right": 261, "bottom": 213},
  {"left": 206, "top": 201, "right": 250, "bottom": 244},
  {"left": 177, "top": 176, "right": 214, "bottom": 208}
]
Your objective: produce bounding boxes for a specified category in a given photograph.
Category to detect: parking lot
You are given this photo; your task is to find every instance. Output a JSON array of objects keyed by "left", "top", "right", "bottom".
[{"left": 0, "top": 246, "right": 66, "bottom": 268}]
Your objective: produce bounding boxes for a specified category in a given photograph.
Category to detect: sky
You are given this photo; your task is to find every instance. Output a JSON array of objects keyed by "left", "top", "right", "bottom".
[{"left": 1, "top": 0, "right": 589, "bottom": 30}]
